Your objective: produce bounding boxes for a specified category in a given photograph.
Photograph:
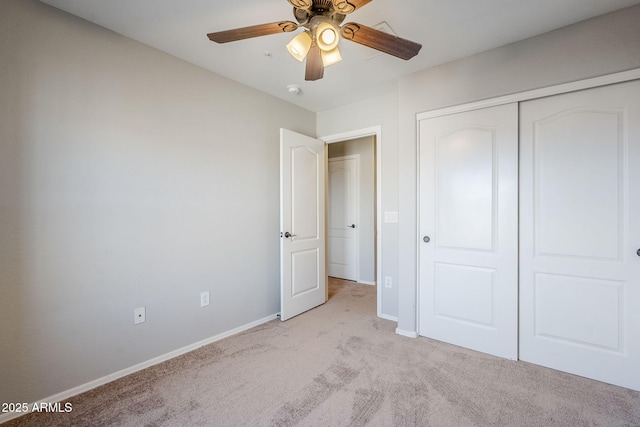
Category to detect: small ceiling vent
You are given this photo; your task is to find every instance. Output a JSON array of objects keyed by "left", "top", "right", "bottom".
[{"left": 365, "top": 22, "right": 398, "bottom": 61}]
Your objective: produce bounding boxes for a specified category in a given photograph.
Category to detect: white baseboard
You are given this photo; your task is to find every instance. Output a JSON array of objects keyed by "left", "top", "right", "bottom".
[
  {"left": 378, "top": 313, "right": 398, "bottom": 322},
  {"left": 395, "top": 328, "right": 418, "bottom": 339},
  {"left": 357, "top": 280, "right": 376, "bottom": 286},
  {"left": 0, "top": 313, "right": 279, "bottom": 425}
]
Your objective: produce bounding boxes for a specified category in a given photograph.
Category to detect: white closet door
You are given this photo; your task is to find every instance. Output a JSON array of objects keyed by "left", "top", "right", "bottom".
[
  {"left": 418, "top": 103, "right": 518, "bottom": 360},
  {"left": 519, "top": 80, "right": 640, "bottom": 391}
]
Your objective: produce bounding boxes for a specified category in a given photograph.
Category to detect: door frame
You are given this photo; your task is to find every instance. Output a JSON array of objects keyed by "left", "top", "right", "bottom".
[
  {"left": 328, "top": 154, "right": 361, "bottom": 282},
  {"left": 320, "top": 126, "right": 384, "bottom": 319},
  {"left": 415, "top": 68, "right": 640, "bottom": 340}
]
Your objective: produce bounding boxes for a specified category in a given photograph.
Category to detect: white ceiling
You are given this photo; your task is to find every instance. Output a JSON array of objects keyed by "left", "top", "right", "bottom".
[{"left": 40, "top": 0, "right": 640, "bottom": 112}]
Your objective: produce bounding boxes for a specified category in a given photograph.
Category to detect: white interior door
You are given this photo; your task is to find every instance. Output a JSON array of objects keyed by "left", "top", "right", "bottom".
[
  {"left": 280, "top": 128, "right": 327, "bottom": 321},
  {"left": 519, "top": 80, "right": 640, "bottom": 390},
  {"left": 418, "top": 103, "right": 519, "bottom": 360},
  {"left": 328, "top": 156, "right": 358, "bottom": 281}
]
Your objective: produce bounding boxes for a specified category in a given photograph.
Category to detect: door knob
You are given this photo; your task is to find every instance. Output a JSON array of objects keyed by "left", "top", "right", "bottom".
[
  {"left": 348, "top": 224, "right": 356, "bottom": 228},
  {"left": 637, "top": 248, "right": 640, "bottom": 257},
  {"left": 284, "top": 231, "right": 296, "bottom": 238},
  {"left": 423, "top": 236, "right": 431, "bottom": 243}
]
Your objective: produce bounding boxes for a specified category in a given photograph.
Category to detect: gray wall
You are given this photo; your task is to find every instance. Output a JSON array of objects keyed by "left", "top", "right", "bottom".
[
  {"left": 0, "top": 0, "right": 315, "bottom": 404},
  {"left": 395, "top": 5, "right": 640, "bottom": 334},
  {"left": 328, "top": 137, "right": 376, "bottom": 284}
]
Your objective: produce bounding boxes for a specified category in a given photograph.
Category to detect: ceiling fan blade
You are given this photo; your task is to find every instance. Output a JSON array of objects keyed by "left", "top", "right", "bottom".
[
  {"left": 288, "top": 0, "right": 312, "bottom": 10},
  {"left": 332, "top": 0, "right": 373, "bottom": 14},
  {"left": 207, "top": 21, "right": 298, "bottom": 43},
  {"left": 341, "top": 22, "right": 422, "bottom": 60},
  {"left": 305, "top": 43, "right": 325, "bottom": 81}
]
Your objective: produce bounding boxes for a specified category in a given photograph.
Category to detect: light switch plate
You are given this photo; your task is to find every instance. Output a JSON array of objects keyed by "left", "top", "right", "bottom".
[{"left": 384, "top": 211, "right": 399, "bottom": 223}]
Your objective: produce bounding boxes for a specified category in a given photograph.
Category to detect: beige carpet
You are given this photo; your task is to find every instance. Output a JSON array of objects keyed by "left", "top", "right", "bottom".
[{"left": 5, "top": 278, "right": 640, "bottom": 426}]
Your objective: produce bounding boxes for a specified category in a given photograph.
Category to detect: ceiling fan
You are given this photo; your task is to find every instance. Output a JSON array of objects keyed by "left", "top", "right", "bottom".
[{"left": 207, "top": 0, "right": 422, "bottom": 81}]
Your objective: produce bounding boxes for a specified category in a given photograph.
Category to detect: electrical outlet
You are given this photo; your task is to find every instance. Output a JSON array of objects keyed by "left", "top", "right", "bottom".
[
  {"left": 384, "top": 276, "right": 393, "bottom": 288},
  {"left": 200, "top": 291, "right": 210, "bottom": 307},
  {"left": 134, "top": 307, "right": 146, "bottom": 324}
]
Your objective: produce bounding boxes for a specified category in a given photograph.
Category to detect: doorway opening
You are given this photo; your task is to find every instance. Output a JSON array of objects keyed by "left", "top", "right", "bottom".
[{"left": 321, "top": 126, "right": 383, "bottom": 318}]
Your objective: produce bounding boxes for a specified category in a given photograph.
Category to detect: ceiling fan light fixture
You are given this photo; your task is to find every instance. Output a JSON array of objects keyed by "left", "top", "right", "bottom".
[
  {"left": 320, "top": 27, "right": 336, "bottom": 45},
  {"left": 286, "top": 31, "right": 312, "bottom": 61},
  {"left": 315, "top": 21, "right": 340, "bottom": 52},
  {"left": 321, "top": 47, "right": 342, "bottom": 67}
]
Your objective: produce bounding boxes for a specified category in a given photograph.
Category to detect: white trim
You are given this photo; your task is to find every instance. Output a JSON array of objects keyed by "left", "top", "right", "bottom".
[
  {"left": 415, "top": 114, "right": 422, "bottom": 338},
  {"left": 0, "top": 314, "right": 278, "bottom": 425},
  {"left": 417, "top": 68, "right": 640, "bottom": 120},
  {"left": 320, "top": 126, "right": 382, "bottom": 144},
  {"left": 320, "top": 126, "right": 384, "bottom": 320},
  {"left": 395, "top": 328, "right": 418, "bottom": 339},
  {"left": 358, "top": 280, "right": 376, "bottom": 286},
  {"left": 380, "top": 313, "right": 398, "bottom": 322}
]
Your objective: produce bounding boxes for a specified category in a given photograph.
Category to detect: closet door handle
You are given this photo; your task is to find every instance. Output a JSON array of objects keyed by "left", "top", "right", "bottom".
[
  {"left": 348, "top": 224, "right": 356, "bottom": 228},
  {"left": 423, "top": 236, "right": 431, "bottom": 243},
  {"left": 637, "top": 248, "right": 640, "bottom": 257}
]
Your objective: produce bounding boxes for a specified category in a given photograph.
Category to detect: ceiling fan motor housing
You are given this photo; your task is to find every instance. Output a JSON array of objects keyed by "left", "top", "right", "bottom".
[{"left": 291, "top": 0, "right": 346, "bottom": 26}]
